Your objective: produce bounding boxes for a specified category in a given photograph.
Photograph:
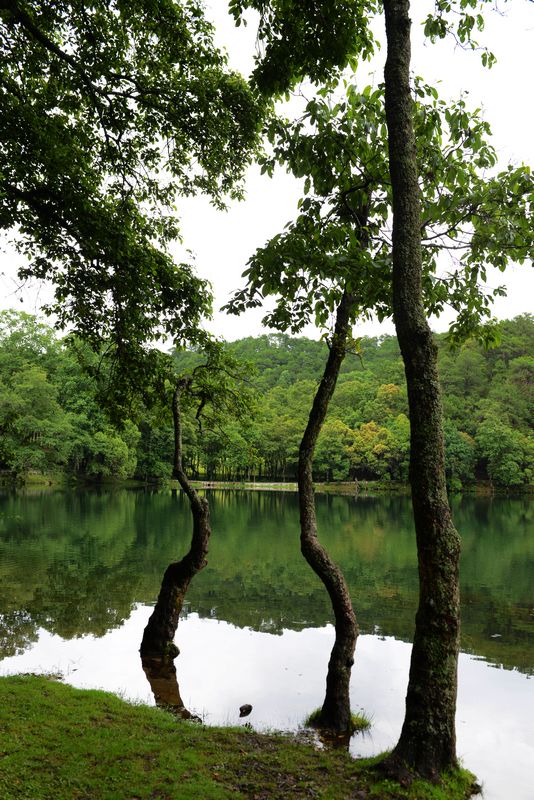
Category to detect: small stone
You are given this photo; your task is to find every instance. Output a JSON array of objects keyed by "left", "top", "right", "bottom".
[{"left": 239, "top": 704, "right": 253, "bottom": 717}]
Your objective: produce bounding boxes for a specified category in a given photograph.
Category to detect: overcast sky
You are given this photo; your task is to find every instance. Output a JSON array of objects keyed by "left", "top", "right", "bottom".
[{"left": 1, "top": 0, "right": 532, "bottom": 341}]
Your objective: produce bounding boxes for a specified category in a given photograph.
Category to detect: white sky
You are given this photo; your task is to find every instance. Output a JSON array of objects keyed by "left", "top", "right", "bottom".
[{"left": 1, "top": 0, "right": 532, "bottom": 341}]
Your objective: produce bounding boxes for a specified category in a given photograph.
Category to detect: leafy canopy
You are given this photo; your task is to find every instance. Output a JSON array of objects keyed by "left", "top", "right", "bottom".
[
  {"left": 226, "top": 78, "right": 533, "bottom": 344},
  {"left": 230, "top": 0, "right": 499, "bottom": 96},
  {"left": 229, "top": 0, "right": 377, "bottom": 94},
  {"left": 0, "top": 0, "right": 265, "bottom": 358}
]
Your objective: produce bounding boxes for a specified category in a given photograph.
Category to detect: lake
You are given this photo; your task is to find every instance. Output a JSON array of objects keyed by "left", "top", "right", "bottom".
[{"left": 0, "top": 488, "right": 532, "bottom": 799}]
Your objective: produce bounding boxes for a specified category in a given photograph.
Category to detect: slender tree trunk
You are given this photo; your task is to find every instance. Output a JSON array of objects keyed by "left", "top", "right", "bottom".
[
  {"left": 140, "top": 378, "right": 211, "bottom": 658},
  {"left": 298, "top": 289, "right": 359, "bottom": 734},
  {"left": 382, "top": 0, "right": 461, "bottom": 778}
]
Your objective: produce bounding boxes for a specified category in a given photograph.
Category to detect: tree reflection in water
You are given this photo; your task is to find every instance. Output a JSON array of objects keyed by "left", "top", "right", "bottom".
[{"left": 141, "top": 654, "right": 201, "bottom": 722}]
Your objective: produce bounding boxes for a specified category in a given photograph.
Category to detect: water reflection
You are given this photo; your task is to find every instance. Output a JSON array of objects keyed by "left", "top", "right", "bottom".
[
  {"left": 141, "top": 655, "right": 201, "bottom": 721},
  {"left": 1, "top": 489, "right": 533, "bottom": 800},
  {"left": 1, "top": 608, "right": 531, "bottom": 800},
  {"left": 0, "top": 488, "right": 532, "bottom": 673}
]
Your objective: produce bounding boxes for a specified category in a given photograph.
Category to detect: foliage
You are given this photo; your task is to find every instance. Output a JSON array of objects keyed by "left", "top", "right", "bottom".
[
  {"left": 0, "top": 0, "right": 264, "bottom": 370},
  {"left": 229, "top": 0, "right": 377, "bottom": 94},
  {"left": 173, "top": 338, "right": 257, "bottom": 434},
  {"left": 0, "top": 311, "right": 139, "bottom": 479},
  {"left": 476, "top": 416, "right": 532, "bottom": 488},
  {"left": 232, "top": 0, "right": 499, "bottom": 97},
  {"left": 174, "top": 316, "right": 534, "bottom": 488},
  {"left": 226, "top": 78, "right": 532, "bottom": 345},
  {"left": 443, "top": 422, "right": 476, "bottom": 490},
  {"left": 1, "top": 311, "right": 532, "bottom": 488}
]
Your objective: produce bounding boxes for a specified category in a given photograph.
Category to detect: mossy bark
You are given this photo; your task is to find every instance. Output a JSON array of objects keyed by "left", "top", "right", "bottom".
[
  {"left": 382, "top": 0, "right": 461, "bottom": 778},
  {"left": 140, "top": 379, "right": 210, "bottom": 658},
  {"left": 298, "top": 290, "right": 359, "bottom": 734}
]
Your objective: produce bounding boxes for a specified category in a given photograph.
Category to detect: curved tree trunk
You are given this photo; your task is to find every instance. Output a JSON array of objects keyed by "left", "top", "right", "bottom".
[
  {"left": 140, "top": 378, "right": 211, "bottom": 658},
  {"left": 382, "top": 0, "right": 461, "bottom": 778},
  {"left": 298, "top": 289, "right": 359, "bottom": 734}
]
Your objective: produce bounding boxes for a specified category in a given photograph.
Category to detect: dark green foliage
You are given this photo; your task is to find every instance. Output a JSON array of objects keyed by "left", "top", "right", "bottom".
[
  {"left": 0, "top": 311, "right": 140, "bottom": 480},
  {"left": 1, "top": 310, "right": 531, "bottom": 488},
  {"left": 229, "top": 0, "right": 376, "bottom": 95},
  {"left": 0, "top": 0, "right": 264, "bottom": 369},
  {"left": 230, "top": 0, "right": 498, "bottom": 96}
]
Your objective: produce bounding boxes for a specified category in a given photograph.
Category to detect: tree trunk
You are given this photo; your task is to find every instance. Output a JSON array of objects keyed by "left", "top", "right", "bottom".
[
  {"left": 382, "top": 0, "right": 461, "bottom": 778},
  {"left": 298, "top": 289, "right": 359, "bottom": 734},
  {"left": 140, "top": 378, "right": 211, "bottom": 658}
]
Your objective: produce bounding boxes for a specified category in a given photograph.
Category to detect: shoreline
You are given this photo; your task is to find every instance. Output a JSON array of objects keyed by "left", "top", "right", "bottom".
[
  {"left": 1, "top": 474, "right": 532, "bottom": 496},
  {"left": 0, "top": 674, "right": 478, "bottom": 800}
]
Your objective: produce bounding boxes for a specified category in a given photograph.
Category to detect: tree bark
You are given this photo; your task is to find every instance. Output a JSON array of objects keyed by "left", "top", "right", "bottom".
[
  {"left": 382, "top": 0, "right": 461, "bottom": 778},
  {"left": 298, "top": 289, "right": 359, "bottom": 734},
  {"left": 140, "top": 378, "right": 211, "bottom": 658}
]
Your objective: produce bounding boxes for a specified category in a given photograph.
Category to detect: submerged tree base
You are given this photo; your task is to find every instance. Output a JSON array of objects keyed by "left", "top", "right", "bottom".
[
  {"left": 304, "top": 706, "right": 372, "bottom": 751},
  {"left": 0, "top": 675, "right": 479, "bottom": 800},
  {"left": 305, "top": 706, "right": 371, "bottom": 734}
]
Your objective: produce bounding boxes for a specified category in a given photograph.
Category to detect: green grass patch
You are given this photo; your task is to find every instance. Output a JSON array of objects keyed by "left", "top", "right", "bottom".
[
  {"left": 0, "top": 674, "right": 478, "bottom": 799},
  {"left": 304, "top": 706, "right": 372, "bottom": 733}
]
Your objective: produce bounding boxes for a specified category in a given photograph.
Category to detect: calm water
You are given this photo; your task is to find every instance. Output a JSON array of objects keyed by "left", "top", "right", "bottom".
[{"left": 0, "top": 489, "right": 533, "bottom": 799}]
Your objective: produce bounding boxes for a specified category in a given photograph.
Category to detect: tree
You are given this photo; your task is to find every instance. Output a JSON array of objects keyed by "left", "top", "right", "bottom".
[
  {"left": 476, "top": 416, "right": 532, "bottom": 489},
  {"left": 387, "top": 413, "right": 411, "bottom": 482},
  {"left": 140, "top": 340, "right": 254, "bottom": 659},
  {"left": 296, "top": 295, "right": 360, "bottom": 732},
  {"left": 350, "top": 421, "right": 394, "bottom": 480},
  {"left": 0, "top": 311, "right": 145, "bottom": 480},
  {"left": 315, "top": 419, "right": 353, "bottom": 480},
  {"left": 380, "top": 0, "right": 532, "bottom": 776},
  {"left": 226, "top": 78, "right": 399, "bottom": 731},
  {"left": 487, "top": 354, "right": 534, "bottom": 431},
  {"left": 362, "top": 383, "right": 407, "bottom": 423},
  {"left": 231, "top": 0, "right": 532, "bottom": 779},
  {"left": 228, "top": 70, "right": 531, "bottom": 741},
  {"left": 1, "top": 0, "right": 263, "bottom": 369},
  {"left": 0, "top": 311, "right": 74, "bottom": 477},
  {"left": 0, "top": 310, "right": 60, "bottom": 373},
  {"left": 139, "top": 370, "right": 212, "bottom": 660},
  {"left": 0, "top": 364, "right": 74, "bottom": 476},
  {"left": 1, "top": 1, "right": 267, "bottom": 704},
  {"left": 444, "top": 421, "right": 476, "bottom": 491},
  {"left": 381, "top": 0, "right": 462, "bottom": 774}
]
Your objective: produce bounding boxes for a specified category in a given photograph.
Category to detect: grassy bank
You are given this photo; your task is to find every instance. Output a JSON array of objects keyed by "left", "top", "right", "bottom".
[{"left": 0, "top": 675, "right": 477, "bottom": 800}]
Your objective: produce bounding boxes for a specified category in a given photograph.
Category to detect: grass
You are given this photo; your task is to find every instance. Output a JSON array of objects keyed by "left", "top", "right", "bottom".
[
  {"left": 304, "top": 706, "right": 372, "bottom": 733},
  {"left": 0, "top": 674, "right": 478, "bottom": 800}
]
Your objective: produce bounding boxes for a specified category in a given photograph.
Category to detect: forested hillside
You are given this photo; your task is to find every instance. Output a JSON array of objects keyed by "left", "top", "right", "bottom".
[{"left": 1, "top": 310, "right": 532, "bottom": 489}]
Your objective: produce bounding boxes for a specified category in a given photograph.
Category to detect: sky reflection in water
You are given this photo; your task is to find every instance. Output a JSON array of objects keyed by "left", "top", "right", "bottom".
[{"left": 1, "top": 605, "right": 532, "bottom": 800}]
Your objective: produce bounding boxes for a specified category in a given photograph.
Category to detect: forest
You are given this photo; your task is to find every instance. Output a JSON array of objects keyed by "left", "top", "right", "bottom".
[
  {"left": 1, "top": 0, "right": 534, "bottom": 793},
  {"left": 1, "top": 309, "right": 532, "bottom": 490}
]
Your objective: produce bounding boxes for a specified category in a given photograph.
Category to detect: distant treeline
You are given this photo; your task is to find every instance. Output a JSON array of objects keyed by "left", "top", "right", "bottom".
[{"left": 1, "top": 310, "right": 532, "bottom": 489}]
